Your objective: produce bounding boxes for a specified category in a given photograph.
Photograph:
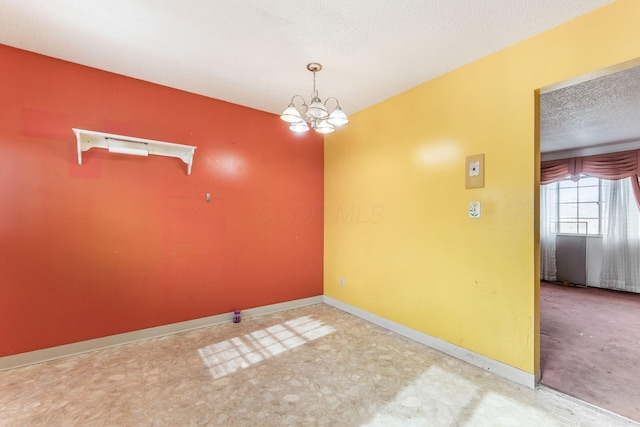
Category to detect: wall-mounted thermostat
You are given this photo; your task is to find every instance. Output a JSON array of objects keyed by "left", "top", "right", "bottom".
[{"left": 465, "top": 153, "right": 484, "bottom": 188}]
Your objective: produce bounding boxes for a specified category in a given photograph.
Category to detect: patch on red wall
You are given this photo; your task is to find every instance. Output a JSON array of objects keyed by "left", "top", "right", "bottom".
[
  {"left": 100, "top": 120, "right": 135, "bottom": 137},
  {"left": 21, "top": 109, "right": 69, "bottom": 141}
]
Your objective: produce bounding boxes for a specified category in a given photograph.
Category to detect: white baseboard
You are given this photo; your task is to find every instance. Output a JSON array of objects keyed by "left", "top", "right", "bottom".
[
  {"left": 2, "top": 294, "right": 540, "bottom": 390},
  {"left": 0, "top": 295, "right": 323, "bottom": 372},
  {"left": 323, "top": 295, "right": 540, "bottom": 389}
]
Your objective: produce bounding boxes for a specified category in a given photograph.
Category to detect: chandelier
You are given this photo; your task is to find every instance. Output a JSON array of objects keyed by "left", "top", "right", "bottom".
[{"left": 280, "top": 63, "right": 349, "bottom": 134}]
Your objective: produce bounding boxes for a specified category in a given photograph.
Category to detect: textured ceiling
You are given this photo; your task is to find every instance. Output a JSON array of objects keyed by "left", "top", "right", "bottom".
[
  {"left": 541, "top": 65, "right": 640, "bottom": 154},
  {"left": 0, "top": 0, "right": 612, "bottom": 117}
]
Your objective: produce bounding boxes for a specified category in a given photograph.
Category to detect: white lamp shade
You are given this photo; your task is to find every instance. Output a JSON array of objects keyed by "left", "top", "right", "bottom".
[
  {"left": 289, "top": 121, "right": 310, "bottom": 133},
  {"left": 315, "top": 120, "right": 335, "bottom": 134},
  {"left": 327, "top": 107, "right": 349, "bottom": 126},
  {"left": 307, "top": 99, "right": 328, "bottom": 119},
  {"left": 280, "top": 105, "right": 303, "bottom": 123}
]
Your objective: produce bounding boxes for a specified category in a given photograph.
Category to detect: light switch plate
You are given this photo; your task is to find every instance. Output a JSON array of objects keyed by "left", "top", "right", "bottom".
[{"left": 469, "top": 201, "right": 481, "bottom": 218}]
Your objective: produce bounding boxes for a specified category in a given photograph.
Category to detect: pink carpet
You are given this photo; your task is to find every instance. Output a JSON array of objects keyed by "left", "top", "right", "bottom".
[{"left": 540, "top": 281, "right": 640, "bottom": 422}]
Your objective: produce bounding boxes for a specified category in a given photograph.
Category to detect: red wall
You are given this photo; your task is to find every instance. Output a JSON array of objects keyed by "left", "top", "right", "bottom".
[{"left": 0, "top": 44, "right": 324, "bottom": 357}]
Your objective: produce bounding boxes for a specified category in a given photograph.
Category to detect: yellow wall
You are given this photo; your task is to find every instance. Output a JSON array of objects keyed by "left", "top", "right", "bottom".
[{"left": 324, "top": 0, "right": 640, "bottom": 374}]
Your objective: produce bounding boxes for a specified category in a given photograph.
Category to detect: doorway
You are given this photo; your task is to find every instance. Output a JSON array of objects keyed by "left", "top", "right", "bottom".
[{"left": 538, "top": 59, "right": 640, "bottom": 422}]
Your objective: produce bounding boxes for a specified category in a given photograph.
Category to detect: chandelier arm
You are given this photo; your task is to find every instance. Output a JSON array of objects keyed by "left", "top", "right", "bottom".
[
  {"left": 290, "top": 94, "right": 307, "bottom": 106},
  {"left": 324, "top": 97, "right": 341, "bottom": 111}
]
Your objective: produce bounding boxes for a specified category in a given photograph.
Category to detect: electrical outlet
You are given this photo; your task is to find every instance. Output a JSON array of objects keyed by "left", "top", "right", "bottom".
[
  {"left": 340, "top": 277, "right": 345, "bottom": 287},
  {"left": 469, "top": 201, "right": 481, "bottom": 218}
]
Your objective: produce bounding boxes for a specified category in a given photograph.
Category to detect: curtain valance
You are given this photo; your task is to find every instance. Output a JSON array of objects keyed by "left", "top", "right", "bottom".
[{"left": 541, "top": 149, "right": 640, "bottom": 209}]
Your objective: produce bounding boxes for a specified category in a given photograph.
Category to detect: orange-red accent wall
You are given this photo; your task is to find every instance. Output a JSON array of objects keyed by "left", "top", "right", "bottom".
[{"left": 0, "top": 44, "right": 324, "bottom": 357}]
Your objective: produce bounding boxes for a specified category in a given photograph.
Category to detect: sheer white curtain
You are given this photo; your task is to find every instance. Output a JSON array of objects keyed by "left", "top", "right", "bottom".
[
  {"left": 540, "top": 183, "right": 558, "bottom": 281},
  {"left": 600, "top": 178, "right": 640, "bottom": 292}
]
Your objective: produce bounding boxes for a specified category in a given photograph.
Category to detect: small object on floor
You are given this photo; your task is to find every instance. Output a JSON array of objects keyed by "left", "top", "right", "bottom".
[{"left": 233, "top": 310, "right": 241, "bottom": 323}]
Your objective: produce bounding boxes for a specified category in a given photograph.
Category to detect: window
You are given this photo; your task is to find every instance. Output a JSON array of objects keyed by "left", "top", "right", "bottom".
[{"left": 552, "top": 175, "right": 602, "bottom": 235}]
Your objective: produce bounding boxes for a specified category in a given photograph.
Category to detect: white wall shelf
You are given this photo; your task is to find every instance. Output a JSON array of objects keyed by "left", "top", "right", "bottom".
[{"left": 73, "top": 128, "right": 197, "bottom": 175}]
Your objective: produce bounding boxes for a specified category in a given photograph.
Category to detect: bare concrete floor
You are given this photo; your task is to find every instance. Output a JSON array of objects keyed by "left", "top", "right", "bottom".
[{"left": 1, "top": 303, "right": 636, "bottom": 426}]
